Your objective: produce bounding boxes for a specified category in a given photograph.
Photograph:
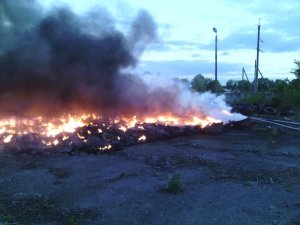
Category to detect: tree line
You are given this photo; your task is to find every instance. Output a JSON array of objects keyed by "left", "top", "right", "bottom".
[{"left": 180, "top": 59, "right": 300, "bottom": 110}]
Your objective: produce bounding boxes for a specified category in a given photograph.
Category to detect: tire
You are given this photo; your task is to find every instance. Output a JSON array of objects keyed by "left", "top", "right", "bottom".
[{"left": 263, "top": 106, "right": 277, "bottom": 115}]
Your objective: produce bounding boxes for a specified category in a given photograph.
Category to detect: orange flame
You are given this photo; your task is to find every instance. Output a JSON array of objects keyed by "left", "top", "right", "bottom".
[{"left": 0, "top": 112, "right": 226, "bottom": 146}]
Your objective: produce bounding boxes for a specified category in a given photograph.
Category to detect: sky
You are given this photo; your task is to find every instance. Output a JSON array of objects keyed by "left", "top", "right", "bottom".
[{"left": 38, "top": 0, "right": 300, "bottom": 84}]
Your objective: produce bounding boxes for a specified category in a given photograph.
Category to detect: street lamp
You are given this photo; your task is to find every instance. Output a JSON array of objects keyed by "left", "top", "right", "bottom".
[{"left": 213, "top": 27, "right": 218, "bottom": 81}]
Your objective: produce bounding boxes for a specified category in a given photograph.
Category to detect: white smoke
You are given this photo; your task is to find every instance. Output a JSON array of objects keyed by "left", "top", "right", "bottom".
[{"left": 140, "top": 73, "right": 246, "bottom": 124}]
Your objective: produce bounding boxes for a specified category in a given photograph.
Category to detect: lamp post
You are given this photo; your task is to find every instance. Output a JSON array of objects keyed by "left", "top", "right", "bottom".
[{"left": 213, "top": 27, "right": 218, "bottom": 81}]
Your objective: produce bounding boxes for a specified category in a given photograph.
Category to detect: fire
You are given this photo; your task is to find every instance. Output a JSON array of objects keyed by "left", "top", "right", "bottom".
[
  {"left": 45, "top": 116, "right": 87, "bottom": 137},
  {"left": 138, "top": 135, "right": 147, "bottom": 142},
  {"left": 0, "top": 111, "right": 227, "bottom": 148},
  {"left": 144, "top": 115, "right": 221, "bottom": 128},
  {"left": 98, "top": 144, "right": 112, "bottom": 151},
  {"left": 119, "top": 126, "right": 127, "bottom": 132},
  {"left": 3, "top": 135, "right": 13, "bottom": 143},
  {"left": 53, "top": 139, "right": 59, "bottom": 146}
]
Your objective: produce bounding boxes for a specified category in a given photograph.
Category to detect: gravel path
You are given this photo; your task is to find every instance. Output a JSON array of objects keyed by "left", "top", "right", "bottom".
[{"left": 0, "top": 129, "right": 300, "bottom": 225}]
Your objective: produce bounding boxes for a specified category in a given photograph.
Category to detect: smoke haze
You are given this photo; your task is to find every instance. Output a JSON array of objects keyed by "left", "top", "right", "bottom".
[
  {"left": 0, "top": 1, "right": 156, "bottom": 117},
  {"left": 0, "top": 0, "right": 244, "bottom": 123}
]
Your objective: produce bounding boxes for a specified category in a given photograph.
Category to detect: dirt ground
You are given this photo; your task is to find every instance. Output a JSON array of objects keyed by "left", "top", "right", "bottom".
[{"left": 0, "top": 127, "right": 300, "bottom": 225}]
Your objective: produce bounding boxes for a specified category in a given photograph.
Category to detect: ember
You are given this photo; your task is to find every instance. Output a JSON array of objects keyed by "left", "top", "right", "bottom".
[{"left": 0, "top": 113, "right": 228, "bottom": 153}]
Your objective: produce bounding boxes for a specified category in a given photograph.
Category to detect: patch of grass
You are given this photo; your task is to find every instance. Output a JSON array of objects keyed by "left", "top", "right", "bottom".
[
  {"left": 107, "top": 172, "right": 140, "bottom": 183},
  {"left": 270, "top": 128, "right": 279, "bottom": 137},
  {"left": 0, "top": 194, "right": 55, "bottom": 224},
  {"left": 244, "top": 181, "right": 252, "bottom": 187},
  {"left": 0, "top": 214, "right": 16, "bottom": 225},
  {"left": 240, "top": 92, "right": 271, "bottom": 105},
  {"left": 165, "top": 173, "right": 183, "bottom": 194},
  {"left": 66, "top": 216, "right": 78, "bottom": 225},
  {"left": 267, "top": 128, "right": 280, "bottom": 149},
  {"left": 21, "top": 162, "right": 38, "bottom": 170},
  {"left": 107, "top": 173, "right": 128, "bottom": 182},
  {"left": 0, "top": 194, "right": 99, "bottom": 225},
  {"left": 286, "top": 185, "right": 295, "bottom": 193},
  {"left": 288, "top": 218, "right": 300, "bottom": 225},
  {"left": 48, "top": 167, "right": 72, "bottom": 179}
]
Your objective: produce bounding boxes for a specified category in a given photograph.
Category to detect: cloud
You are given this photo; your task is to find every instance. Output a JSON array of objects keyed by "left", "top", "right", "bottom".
[
  {"left": 0, "top": 0, "right": 43, "bottom": 54},
  {"left": 217, "top": 31, "right": 256, "bottom": 51},
  {"left": 134, "top": 60, "right": 244, "bottom": 83},
  {"left": 202, "top": 24, "right": 300, "bottom": 53},
  {"left": 262, "top": 32, "right": 300, "bottom": 53}
]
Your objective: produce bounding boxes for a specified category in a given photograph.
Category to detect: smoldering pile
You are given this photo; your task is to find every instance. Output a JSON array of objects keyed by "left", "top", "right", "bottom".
[
  {"left": 0, "top": 1, "right": 246, "bottom": 154},
  {"left": 0, "top": 0, "right": 244, "bottom": 121},
  {"left": 2, "top": 118, "right": 224, "bottom": 155}
]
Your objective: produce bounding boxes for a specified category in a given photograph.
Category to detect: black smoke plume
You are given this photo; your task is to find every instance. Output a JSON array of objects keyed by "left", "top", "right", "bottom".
[{"left": 0, "top": 0, "right": 157, "bottom": 117}]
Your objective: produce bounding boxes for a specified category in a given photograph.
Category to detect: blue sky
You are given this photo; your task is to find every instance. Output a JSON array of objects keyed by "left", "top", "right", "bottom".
[{"left": 39, "top": 0, "right": 300, "bottom": 84}]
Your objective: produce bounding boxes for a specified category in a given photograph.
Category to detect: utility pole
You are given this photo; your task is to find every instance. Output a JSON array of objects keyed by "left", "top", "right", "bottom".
[
  {"left": 254, "top": 19, "right": 261, "bottom": 93},
  {"left": 242, "top": 67, "right": 249, "bottom": 97},
  {"left": 242, "top": 68, "right": 244, "bottom": 97},
  {"left": 213, "top": 27, "right": 218, "bottom": 81},
  {"left": 242, "top": 67, "right": 249, "bottom": 82},
  {"left": 254, "top": 60, "right": 257, "bottom": 92}
]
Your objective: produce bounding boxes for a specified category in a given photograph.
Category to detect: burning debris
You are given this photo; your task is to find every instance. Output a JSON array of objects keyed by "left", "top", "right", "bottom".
[
  {"left": 0, "top": 1, "right": 245, "bottom": 153},
  {"left": 0, "top": 114, "right": 225, "bottom": 154}
]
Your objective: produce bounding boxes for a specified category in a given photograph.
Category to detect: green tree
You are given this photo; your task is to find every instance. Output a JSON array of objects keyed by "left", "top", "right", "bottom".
[
  {"left": 291, "top": 60, "right": 300, "bottom": 79},
  {"left": 191, "top": 74, "right": 206, "bottom": 92},
  {"left": 273, "top": 79, "right": 289, "bottom": 92},
  {"left": 179, "top": 78, "right": 190, "bottom": 87},
  {"left": 206, "top": 80, "right": 224, "bottom": 93},
  {"left": 173, "top": 78, "right": 190, "bottom": 87},
  {"left": 237, "top": 80, "right": 252, "bottom": 93},
  {"left": 257, "top": 78, "right": 275, "bottom": 92},
  {"left": 271, "top": 78, "right": 300, "bottom": 109},
  {"left": 226, "top": 79, "right": 237, "bottom": 90}
]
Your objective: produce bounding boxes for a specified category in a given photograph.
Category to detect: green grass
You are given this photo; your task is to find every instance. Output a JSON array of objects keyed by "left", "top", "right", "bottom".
[
  {"left": 66, "top": 216, "right": 78, "bottom": 225},
  {"left": 0, "top": 194, "right": 98, "bottom": 225},
  {"left": 286, "top": 185, "right": 295, "bottom": 193},
  {"left": 269, "top": 128, "right": 279, "bottom": 137},
  {"left": 240, "top": 92, "right": 271, "bottom": 105},
  {"left": 166, "top": 173, "right": 183, "bottom": 193},
  {"left": 244, "top": 181, "right": 252, "bottom": 187},
  {"left": 291, "top": 218, "right": 300, "bottom": 225},
  {"left": 48, "top": 167, "right": 72, "bottom": 179},
  {"left": 0, "top": 214, "right": 16, "bottom": 225}
]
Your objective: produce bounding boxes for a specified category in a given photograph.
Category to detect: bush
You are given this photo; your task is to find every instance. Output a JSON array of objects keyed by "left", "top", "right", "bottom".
[
  {"left": 240, "top": 92, "right": 271, "bottom": 105},
  {"left": 272, "top": 79, "right": 300, "bottom": 109}
]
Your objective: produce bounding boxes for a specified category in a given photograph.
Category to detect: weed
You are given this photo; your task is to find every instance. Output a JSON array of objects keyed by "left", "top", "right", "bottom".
[
  {"left": 240, "top": 92, "right": 271, "bottom": 105},
  {"left": 66, "top": 216, "right": 78, "bottom": 225},
  {"left": 0, "top": 194, "right": 99, "bottom": 225},
  {"left": 270, "top": 128, "right": 279, "bottom": 137},
  {"left": 166, "top": 173, "right": 183, "bottom": 193},
  {"left": 1, "top": 215, "right": 16, "bottom": 225},
  {"left": 286, "top": 185, "right": 295, "bottom": 193},
  {"left": 48, "top": 167, "right": 71, "bottom": 179},
  {"left": 289, "top": 218, "right": 300, "bottom": 225},
  {"left": 244, "top": 181, "right": 252, "bottom": 187}
]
